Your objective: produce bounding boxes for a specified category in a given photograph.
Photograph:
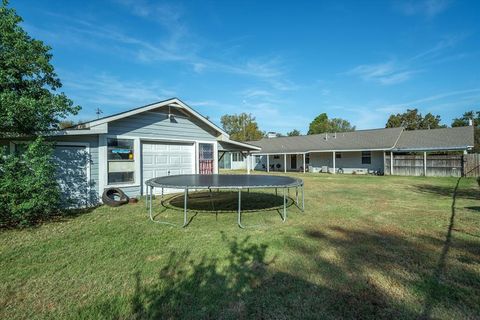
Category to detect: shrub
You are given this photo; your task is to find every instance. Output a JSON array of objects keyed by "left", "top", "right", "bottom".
[{"left": 0, "top": 137, "right": 60, "bottom": 227}]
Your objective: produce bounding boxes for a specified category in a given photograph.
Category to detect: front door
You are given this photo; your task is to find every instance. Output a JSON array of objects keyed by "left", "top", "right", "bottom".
[{"left": 291, "top": 154, "right": 297, "bottom": 169}]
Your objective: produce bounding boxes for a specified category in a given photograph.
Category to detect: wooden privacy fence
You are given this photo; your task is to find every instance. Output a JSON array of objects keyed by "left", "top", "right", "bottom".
[{"left": 385, "top": 153, "right": 480, "bottom": 177}]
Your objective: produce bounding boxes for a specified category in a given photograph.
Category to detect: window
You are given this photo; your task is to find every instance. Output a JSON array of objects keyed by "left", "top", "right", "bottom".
[
  {"left": 232, "top": 152, "right": 240, "bottom": 162},
  {"left": 361, "top": 151, "right": 371, "bottom": 164},
  {"left": 336, "top": 152, "right": 342, "bottom": 159},
  {"left": 107, "top": 138, "right": 134, "bottom": 184},
  {"left": 273, "top": 155, "right": 280, "bottom": 159},
  {"left": 255, "top": 155, "right": 261, "bottom": 163},
  {"left": 305, "top": 153, "right": 310, "bottom": 164}
]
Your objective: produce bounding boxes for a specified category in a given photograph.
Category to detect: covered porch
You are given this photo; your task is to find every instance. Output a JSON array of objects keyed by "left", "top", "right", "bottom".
[{"left": 253, "top": 150, "right": 385, "bottom": 175}]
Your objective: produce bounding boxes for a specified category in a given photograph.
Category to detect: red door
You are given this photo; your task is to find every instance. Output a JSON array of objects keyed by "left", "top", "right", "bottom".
[{"left": 199, "top": 143, "right": 214, "bottom": 174}]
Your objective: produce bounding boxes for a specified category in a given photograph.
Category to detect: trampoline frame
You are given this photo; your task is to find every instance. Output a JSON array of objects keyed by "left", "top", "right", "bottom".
[{"left": 145, "top": 174, "right": 304, "bottom": 228}]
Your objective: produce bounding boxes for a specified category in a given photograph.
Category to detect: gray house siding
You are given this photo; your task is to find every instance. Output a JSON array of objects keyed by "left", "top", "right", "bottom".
[
  {"left": 104, "top": 110, "right": 219, "bottom": 198},
  {"left": 50, "top": 135, "right": 100, "bottom": 205},
  {"left": 108, "top": 110, "right": 218, "bottom": 141}
]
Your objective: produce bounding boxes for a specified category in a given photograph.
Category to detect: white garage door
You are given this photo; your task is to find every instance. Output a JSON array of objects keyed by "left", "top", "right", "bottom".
[
  {"left": 142, "top": 142, "right": 194, "bottom": 194},
  {"left": 52, "top": 145, "right": 90, "bottom": 208}
]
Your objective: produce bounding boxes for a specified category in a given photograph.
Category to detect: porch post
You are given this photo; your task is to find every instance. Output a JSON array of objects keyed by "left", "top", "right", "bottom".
[
  {"left": 332, "top": 151, "right": 336, "bottom": 174},
  {"left": 247, "top": 152, "right": 251, "bottom": 175},
  {"left": 266, "top": 155, "right": 270, "bottom": 172},
  {"left": 390, "top": 151, "right": 394, "bottom": 175},
  {"left": 303, "top": 153, "right": 306, "bottom": 173},
  {"left": 423, "top": 151, "right": 427, "bottom": 176},
  {"left": 284, "top": 154, "right": 287, "bottom": 173}
]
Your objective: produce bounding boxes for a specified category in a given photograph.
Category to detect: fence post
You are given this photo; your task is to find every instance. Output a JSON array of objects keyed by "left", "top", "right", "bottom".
[{"left": 423, "top": 152, "right": 427, "bottom": 176}]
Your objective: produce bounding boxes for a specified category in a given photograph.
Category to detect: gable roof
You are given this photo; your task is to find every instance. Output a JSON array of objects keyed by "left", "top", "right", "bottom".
[
  {"left": 69, "top": 98, "right": 229, "bottom": 137},
  {"left": 248, "top": 126, "right": 474, "bottom": 153}
]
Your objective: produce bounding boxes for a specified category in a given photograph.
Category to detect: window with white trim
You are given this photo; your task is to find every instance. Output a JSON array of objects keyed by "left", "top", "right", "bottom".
[{"left": 107, "top": 138, "right": 135, "bottom": 184}]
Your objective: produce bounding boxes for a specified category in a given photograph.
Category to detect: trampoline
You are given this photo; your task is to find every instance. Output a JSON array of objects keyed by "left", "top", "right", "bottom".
[{"left": 145, "top": 174, "right": 304, "bottom": 228}]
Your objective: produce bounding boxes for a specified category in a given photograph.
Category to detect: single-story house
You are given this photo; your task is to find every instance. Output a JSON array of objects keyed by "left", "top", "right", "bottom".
[
  {"left": 239, "top": 126, "right": 474, "bottom": 175},
  {"left": 1, "top": 98, "right": 260, "bottom": 207}
]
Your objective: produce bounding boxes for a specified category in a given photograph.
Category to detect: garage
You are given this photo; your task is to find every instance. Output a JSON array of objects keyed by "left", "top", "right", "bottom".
[
  {"left": 52, "top": 144, "right": 90, "bottom": 208},
  {"left": 142, "top": 141, "right": 194, "bottom": 194}
]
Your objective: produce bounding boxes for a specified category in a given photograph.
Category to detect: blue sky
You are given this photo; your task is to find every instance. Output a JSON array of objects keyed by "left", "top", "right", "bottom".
[{"left": 14, "top": 0, "right": 480, "bottom": 133}]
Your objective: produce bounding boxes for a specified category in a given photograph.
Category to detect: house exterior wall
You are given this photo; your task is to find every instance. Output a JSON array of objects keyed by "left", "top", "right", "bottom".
[
  {"left": 100, "top": 110, "right": 219, "bottom": 198},
  {"left": 309, "top": 151, "right": 384, "bottom": 173},
  {"left": 49, "top": 135, "right": 100, "bottom": 204}
]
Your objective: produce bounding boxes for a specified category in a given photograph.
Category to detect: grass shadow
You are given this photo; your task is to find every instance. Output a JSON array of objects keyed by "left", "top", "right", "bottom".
[{"left": 77, "top": 234, "right": 420, "bottom": 319}]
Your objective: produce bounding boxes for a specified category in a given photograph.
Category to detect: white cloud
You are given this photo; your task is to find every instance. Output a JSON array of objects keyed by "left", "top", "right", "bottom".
[{"left": 347, "top": 61, "right": 419, "bottom": 85}]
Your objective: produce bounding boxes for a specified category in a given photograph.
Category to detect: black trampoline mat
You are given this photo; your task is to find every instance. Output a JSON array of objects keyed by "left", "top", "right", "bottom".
[{"left": 145, "top": 174, "right": 303, "bottom": 189}]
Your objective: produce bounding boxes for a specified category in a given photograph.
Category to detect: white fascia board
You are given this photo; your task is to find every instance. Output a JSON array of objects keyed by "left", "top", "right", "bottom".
[{"left": 218, "top": 138, "right": 261, "bottom": 151}]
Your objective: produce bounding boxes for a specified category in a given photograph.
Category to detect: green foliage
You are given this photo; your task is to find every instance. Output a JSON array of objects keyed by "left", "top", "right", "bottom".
[
  {"left": 220, "top": 113, "right": 264, "bottom": 142},
  {"left": 451, "top": 110, "right": 479, "bottom": 127},
  {"left": 452, "top": 110, "right": 480, "bottom": 152},
  {"left": 287, "top": 129, "right": 301, "bottom": 136},
  {"left": 0, "top": 137, "right": 60, "bottom": 227},
  {"left": 307, "top": 113, "right": 355, "bottom": 135},
  {"left": 0, "top": 1, "right": 80, "bottom": 137},
  {"left": 386, "top": 108, "right": 445, "bottom": 130}
]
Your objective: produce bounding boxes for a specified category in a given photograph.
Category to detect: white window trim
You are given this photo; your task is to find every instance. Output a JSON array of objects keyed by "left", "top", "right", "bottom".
[{"left": 103, "top": 135, "right": 140, "bottom": 188}]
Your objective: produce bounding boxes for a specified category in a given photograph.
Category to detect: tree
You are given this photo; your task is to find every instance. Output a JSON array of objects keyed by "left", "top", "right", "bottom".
[
  {"left": 452, "top": 110, "right": 480, "bottom": 152},
  {"left": 220, "top": 113, "right": 264, "bottom": 141},
  {"left": 287, "top": 129, "right": 301, "bottom": 136},
  {"left": 385, "top": 108, "right": 445, "bottom": 130},
  {"left": 451, "top": 110, "right": 480, "bottom": 127},
  {"left": 307, "top": 113, "right": 355, "bottom": 135},
  {"left": 0, "top": 1, "right": 79, "bottom": 226},
  {"left": 0, "top": 0, "right": 80, "bottom": 137}
]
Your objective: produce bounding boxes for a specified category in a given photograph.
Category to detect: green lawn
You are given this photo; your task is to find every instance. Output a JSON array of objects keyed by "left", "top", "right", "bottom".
[{"left": 1, "top": 173, "right": 479, "bottom": 319}]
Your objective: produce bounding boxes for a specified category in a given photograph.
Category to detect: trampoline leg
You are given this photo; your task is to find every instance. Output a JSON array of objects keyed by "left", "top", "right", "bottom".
[
  {"left": 209, "top": 188, "right": 215, "bottom": 211},
  {"left": 183, "top": 188, "right": 188, "bottom": 227},
  {"left": 302, "top": 184, "right": 305, "bottom": 212},
  {"left": 282, "top": 187, "right": 287, "bottom": 222},
  {"left": 149, "top": 186, "right": 153, "bottom": 221},
  {"left": 295, "top": 187, "right": 299, "bottom": 205},
  {"left": 145, "top": 184, "right": 149, "bottom": 209},
  {"left": 237, "top": 188, "right": 244, "bottom": 228}
]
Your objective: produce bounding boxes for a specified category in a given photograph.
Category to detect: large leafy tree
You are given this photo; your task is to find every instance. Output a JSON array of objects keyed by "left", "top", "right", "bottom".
[
  {"left": 307, "top": 113, "right": 355, "bottom": 135},
  {"left": 452, "top": 110, "right": 479, "bottom": 152},
  {"left": 0, "top": 0, "right": 80, "bottom": 137},
  {"left": 0, "top": 1, "right": 79, "bottom": 226},
  {"left": 385, "top": 108, "right": 445, "bottom": 130},
  {"left": 220, "top": 113, "right": 264, "bottom": 141}
]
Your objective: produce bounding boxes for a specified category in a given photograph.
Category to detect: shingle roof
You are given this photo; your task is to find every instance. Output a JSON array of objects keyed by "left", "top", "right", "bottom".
[
  {"left": 394, "top": 126, "right": 474, "bottom": 151},
  {"left": 248, "top": 127, "right": 403, "bottom": 153},
  {"left": 247, "top": 126, "right": 474, "bottom": 153}
]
